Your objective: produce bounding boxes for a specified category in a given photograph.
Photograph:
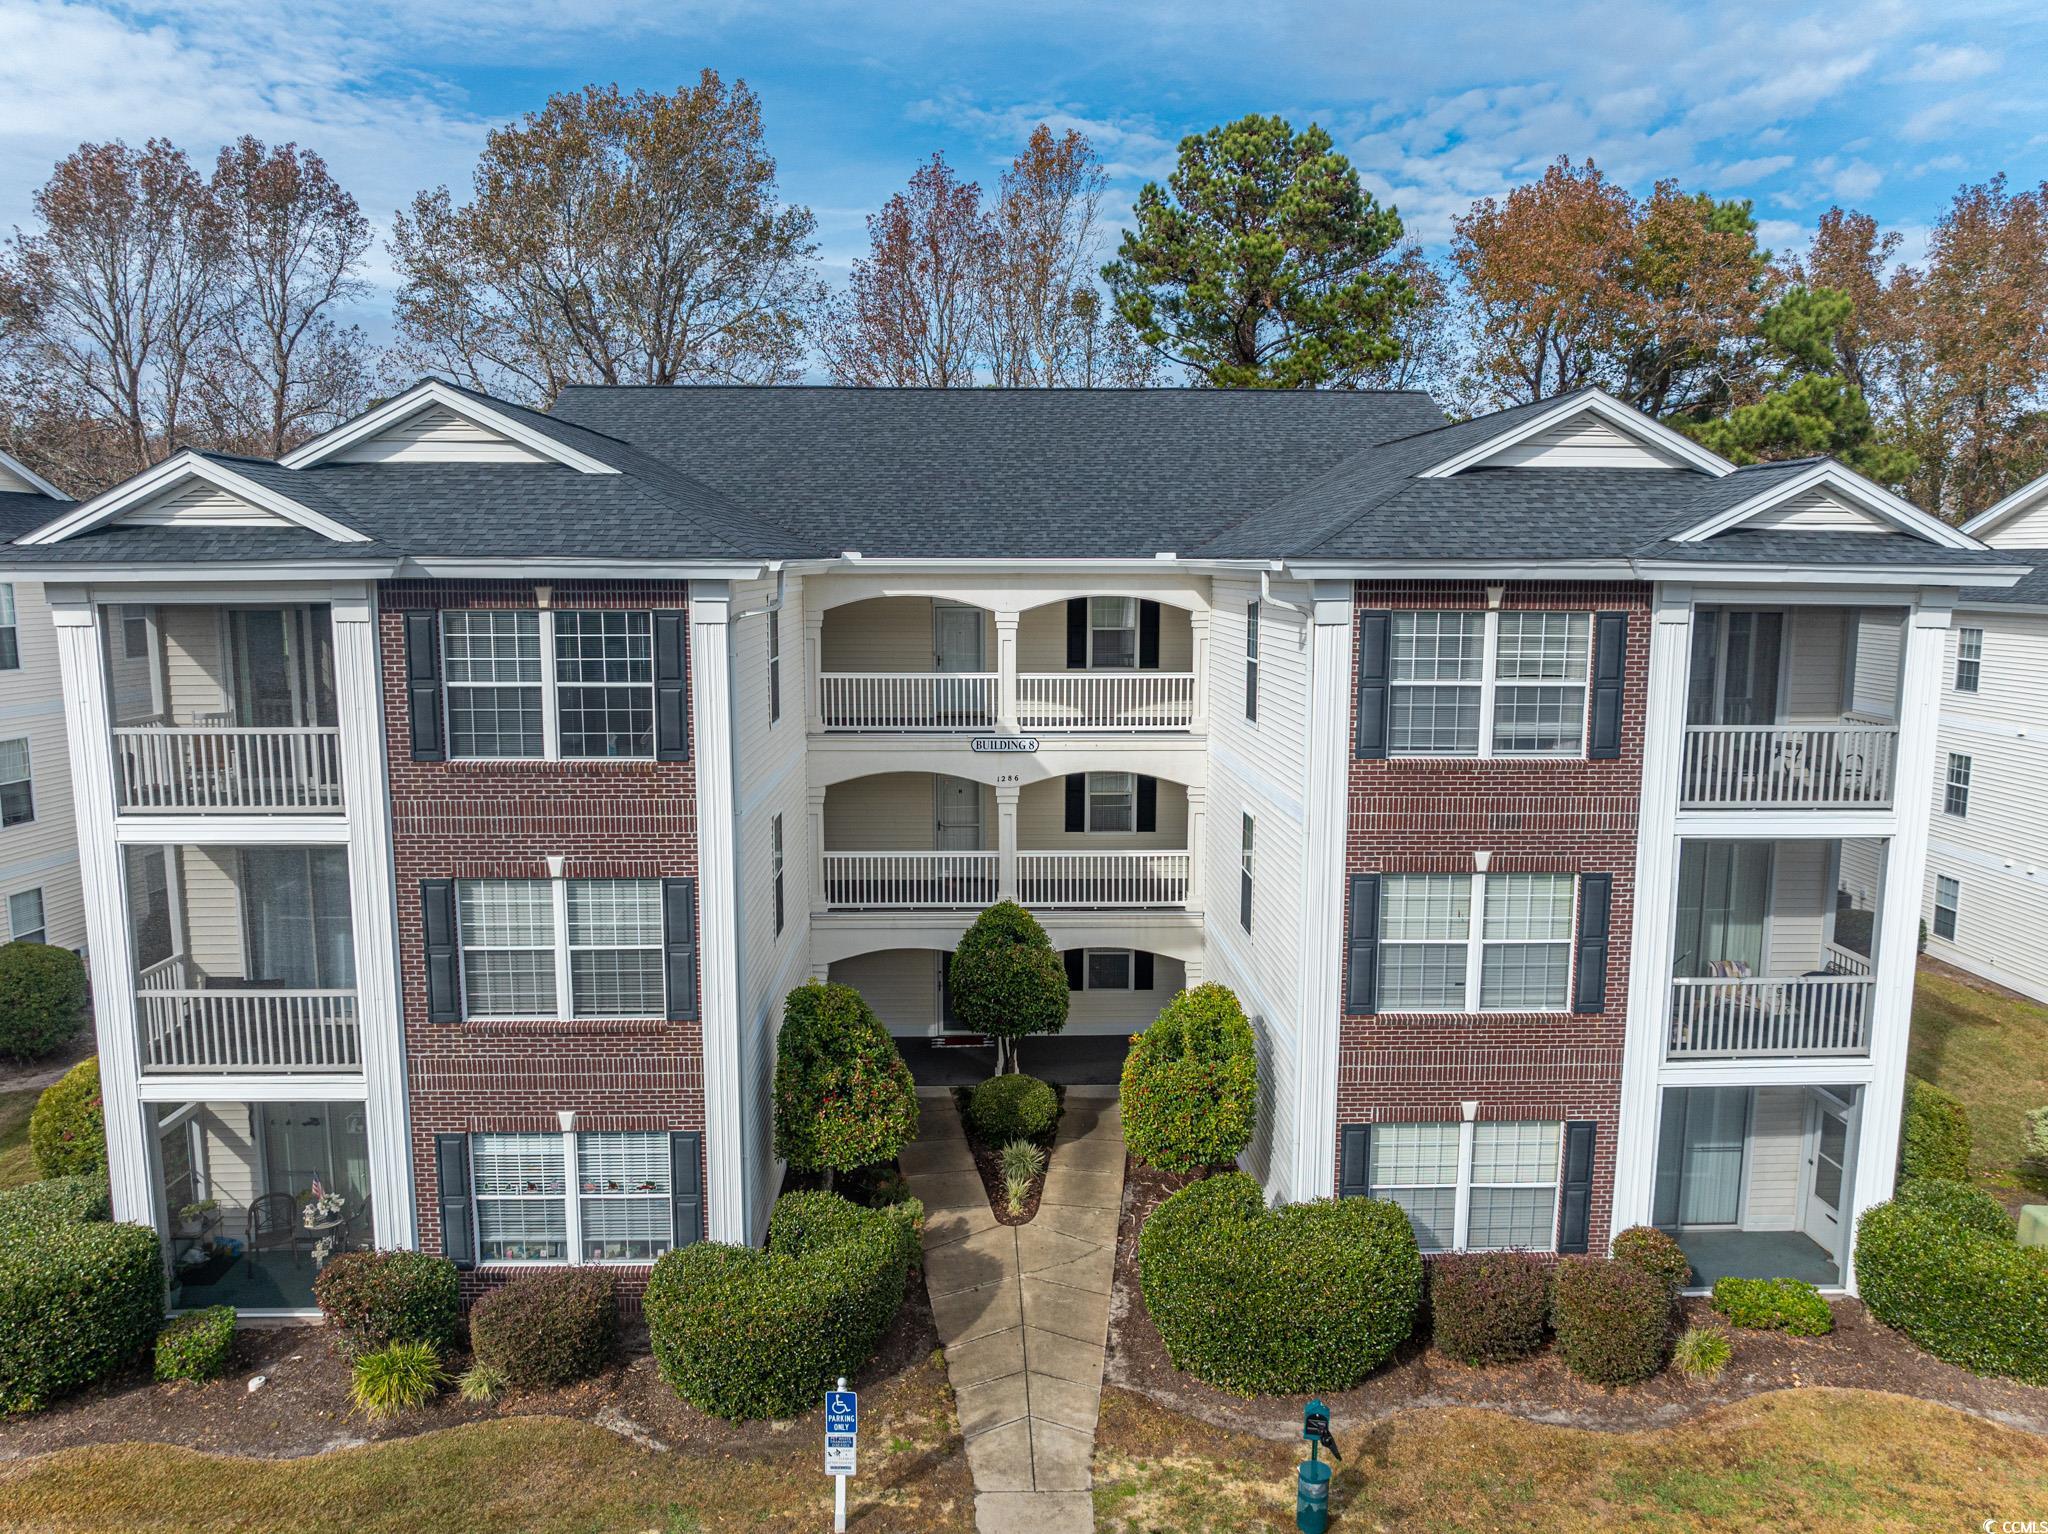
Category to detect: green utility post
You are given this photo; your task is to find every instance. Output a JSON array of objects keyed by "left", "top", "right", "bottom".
[{"left": 1297, "top": 1398, "right": 1340, "bottom": 1532}]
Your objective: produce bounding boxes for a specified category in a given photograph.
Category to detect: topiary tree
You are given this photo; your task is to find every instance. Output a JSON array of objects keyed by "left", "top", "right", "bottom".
[
  {"left": 0, "top": 942, "right": 86, "bottom": 1062},
  {"left": 30, "top": 1057, "right": 105, "bottom": 1180},
  {"left": 1900, "top": 1076, "right": 1972, "bottom": 1183},
  {"left": 773, "top": 982, "right": 918, "bottom": 1189},
  {"left": 948, "top": 901, "right": 1069, "bottom": 1075},
  {"left": 1120, "top": 983, "right": 1258, "bottom": 1173}
]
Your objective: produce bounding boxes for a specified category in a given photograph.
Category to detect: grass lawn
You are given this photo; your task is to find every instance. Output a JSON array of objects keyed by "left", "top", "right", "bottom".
[
  {"left": 0, "top": 1083, "right": 38, "bottom": 1188},
  {"left": 1908, "top": 962, "right": 2048, "bottom": 1194},
  {"left": 1093, "top": 1385, "right": 2048, "bottom": 1533}
]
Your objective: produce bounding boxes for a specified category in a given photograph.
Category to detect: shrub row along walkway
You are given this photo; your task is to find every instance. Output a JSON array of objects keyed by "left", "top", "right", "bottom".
[{"left": 901, "top": 1086, "right": 1123, "bottom": 1534}]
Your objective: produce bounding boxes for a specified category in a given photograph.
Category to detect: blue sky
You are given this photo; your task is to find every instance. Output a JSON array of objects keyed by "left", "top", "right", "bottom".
[{"left": 3, "top": 0, "right": 2045, "bottom": 338}]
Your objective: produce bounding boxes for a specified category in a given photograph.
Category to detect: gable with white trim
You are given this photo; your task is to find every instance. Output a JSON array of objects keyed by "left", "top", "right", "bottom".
[
  {"left": 1965, "top": 475, "right": 2048, "bottom": 549},
  {"left": 326, "top": 402, "right": 551, "bottom": 465},
  {"left": 1482, "top": 410, "right": 1697, "bottom": 470},
  {"left": 0, "top": 460, "right": 43, "bottom": 495},
  {"left": 1735, "top": 485, "right": 1895, "bottom": 535},
  {"left": 115, "top": 480, "right": 295, "bottom": 528},
  {"left": 1419, "top": 391, "right": 1732, "bottom": 479}
]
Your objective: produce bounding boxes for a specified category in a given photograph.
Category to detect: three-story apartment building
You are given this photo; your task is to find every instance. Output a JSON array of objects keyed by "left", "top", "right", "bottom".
[{"left": 5, "top": 380, "right": 2019, "bottom": 1315}]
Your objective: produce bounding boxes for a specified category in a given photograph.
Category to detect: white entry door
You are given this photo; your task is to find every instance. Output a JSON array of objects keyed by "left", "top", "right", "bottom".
[
  {"left": 932, "top": 603, "right": 985, "bottom": 724},
  {"left": 1802, "top": 1090, "right": 1854, "bottom": 1258},
  {"left": 934, "top": 776, "right": 984, "bottom": 851}
]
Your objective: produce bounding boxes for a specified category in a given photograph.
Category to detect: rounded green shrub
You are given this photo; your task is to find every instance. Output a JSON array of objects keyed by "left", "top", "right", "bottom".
[
  {"left": 947, "top": 902, "right": 1069, "bottom": 1063},
  {"left": 350, "top": 1340, "right": 446, "bottom": 1420},
  {"left": 1610, "top": 1225, "right": 1692, "bottom": 1291},
  {"left": 29, "top": 1058, "right": 105, "bottom": 1179},
  {"left": 155, "top": 1306, "right": 237, "bottom": 1384},
  {"left": 1137, "top": 1173, "right": 1421, "bottom": 1394},
  {"left": 1550, "top": 1257, "right": 1670, "bottom": 1386},
  {"left": 1895, "top": 1176, "right": 2014, "bottom": 1239},
  {"left": 312, "top": 1250, "right": 461, "bottom": 1359},
  {"left": 0, "top": 942, "right": 86, "bottom": 1062},
  {"left": 0, "top": 1173, "right": 109, "bottom": 1235},
  {"left": 1856, "top": 1190, "right": 2048, "bottom": 1383},
  {"left": 1900, "top": 1077, "right": 1972, "bottom": 1184},
  {"left": 645, "top": 1191, "right": 923, "bottom": 1421},
  {"left": 773, "top": 982, "right": 918, "bottom": 1181},
  {"left": 469, "top": 1269, "right": 619, "bottom": 1388},
  {"left": 0, "top": 1219, "right": 164, "bottom": 1412},
  {"left": 967, "top": 1073, "right": 1058, "bottom": 1142},
  {"left": 1120, "top": 984, "right": 1258, "bottom": 1174},
  {"left": 1428, "top": 1251, "right": 1550, "bottom": 1366},
  {"left": 1710, "top": 1276, "right": 1833, "bottom": 1336}
]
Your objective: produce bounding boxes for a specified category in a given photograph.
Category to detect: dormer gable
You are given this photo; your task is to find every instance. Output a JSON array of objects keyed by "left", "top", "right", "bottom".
[
  {"left": 1670, "top": 459, "right": 1981, "bottom": 551},
  {"left": 18, "top": 453, "right": 368, "bottom": 546},
  {"left": 1418, "top": 390, "right": 1733, "bottom": 478},
  {"left": 0, "top": 449, "right": 62, "bottom": 499},
  {"left": 281, "top": 379, "right": 619, "bottom": 474},
  {"left": 1963, "top": 472, "right": 2048, "bottom": 549}
]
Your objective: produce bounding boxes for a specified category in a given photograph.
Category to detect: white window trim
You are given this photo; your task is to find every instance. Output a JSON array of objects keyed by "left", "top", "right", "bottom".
[
  {"left": 1934, "top": 874, "right": 1961, "bottom": 941},
  {"left": 0, "top": 584, "right": 18, "bottom": 671},
  {"left": 1370, "top": 1119, "right": 1565, "bottom": 1254},
  {"left": 1389, "top": 609, "right": 1594, "bottom": 760},
  {"left": 771, "top": 814, "right": 785, "bottom": 936},
  {"left": 1955, "top": 627, "right": 1983, "bottom": 693},
  {"left": 767, "top": 609, "right": 782, "bottom": 724},
  {"left": 1239, "top": 812, "right": 1255, "bottom": 935},
  {"left": 8, "top": 886, "right": 44, "bottom": 945},
  {"left": 457, "top": 877, "right": 665, "bottom": 1024},
  {"left": 1378, "top": 870, "right": 1578, "bottom": 1017},
  {"left": 473, "top": 1128, "right": 675, "bottom": 1268},
  {"left": 442, "top": 608, "right": 656, "bottom": 763},
  {"left": 1245, "top": 599, "right": 1260, "bottom": 723},
  {"left": 1084, "top": 771, "right": 1136, "bottom": 833},
  {"left": 0, "top": 737, "right": 33, "bottom": 827},
  {"left": 1083, "top": 948, "right": 1135, "bottom": 991},
  {"left": 1944, "top": 753, "right": 1972, "bottom": 818},
  {"left": 1087, "top": 596, "right": 1139, "bottom": 670}
]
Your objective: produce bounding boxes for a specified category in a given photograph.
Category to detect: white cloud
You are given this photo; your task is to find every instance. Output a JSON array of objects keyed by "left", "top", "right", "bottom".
[
  {"left": 1832, "top": 159, "right": 1883, "bottom": 200},
  {"left": 1897, "top": 42, "right": 1999, "bottom": 83}
]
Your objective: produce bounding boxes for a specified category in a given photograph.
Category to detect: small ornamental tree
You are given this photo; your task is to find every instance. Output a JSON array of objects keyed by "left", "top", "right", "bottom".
[
  {"left": 947, "top": 902, "right": 1070, "bottom": 1074},
  {"left": 773, "top": 982, "right": 919, "bottom": 1188},
  {"left": 30, "top": 1058, "right": 106, "bottom": 1179},
  {"left": 1120, "top": 983, "right": 1258, "bottom": 1173}
]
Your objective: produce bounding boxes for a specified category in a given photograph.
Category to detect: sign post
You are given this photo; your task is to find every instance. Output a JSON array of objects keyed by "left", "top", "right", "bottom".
[{"left": 825, "top": 1377, "right": 858, "bottom": 1533}]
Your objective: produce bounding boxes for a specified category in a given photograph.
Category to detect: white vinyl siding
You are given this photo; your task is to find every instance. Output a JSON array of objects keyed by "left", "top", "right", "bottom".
[
  {"left": 1017, "top": 774, "right": 1187, "bottom": 851},
  {"left": 1483, "top": 409, "right": 1687, "bottom": 469},
  {"left": 1740, "top": 1088, "right": 1807, "bottom": 1231},
  {"left": 115, "top": 481, "right": 291, "bottom": 527},
  {"left": 823, "top": 773, "right": 997, "bottom": 853},
  {"left": 1741, "top": 486, "right": 1891, "bottom": 533},
  {"left": 0, "top": 579, "right": 85, "bottom": 954},
  {"left": 328, "top": 404, "right": 550, "bottom": 463},
  {"left": 820, "top": 595, "right": 994, "bottom": 674}
]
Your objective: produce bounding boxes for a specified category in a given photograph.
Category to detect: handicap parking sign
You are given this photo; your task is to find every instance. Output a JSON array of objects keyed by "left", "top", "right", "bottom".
[{"left": 825, "top": 1388, "right": 858, "bottom": 1477}]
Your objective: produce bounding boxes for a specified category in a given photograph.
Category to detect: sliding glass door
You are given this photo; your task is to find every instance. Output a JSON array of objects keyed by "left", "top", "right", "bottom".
[
  {"left": 1654, "top": 1087, "right": 1752, "bottom": 1228},
  {"left": 1687, "top": 610, "right": 1785, "bottom": 727},
  {"left": 1673, "top": 841, "right": 1774, "bottom": 978}
]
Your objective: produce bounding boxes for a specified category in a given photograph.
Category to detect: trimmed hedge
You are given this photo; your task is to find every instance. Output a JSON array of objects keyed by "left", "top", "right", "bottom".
[
  {"left": 1710, "top": 1276, "right": 1833, "bottom": 1336},
  {"left": 772, "top": 982, "right": 919, "bottom": 1178},
  {"left": 1428, "top": 1251, "right": 1550, "bottom": 1366},
  {"left": 1551, "top": 1257, "right": 1670, "bottom": 1386},
  {"left": 0, "top": 942, "right": 87, "bottom": 1062},
  {"left": 1900, "top": 1077, "right": 1972, "bottom": 1184},
  {"left": 1138, "top": 1173, "right": 1421, "bottom": 1394},
  {"left": 967, "top": 1073, "right": 1058, "bottom": 1142},
  {"left": 29, "top": 1058, "right": 105, "bottom": 1179},
  {"left": 0, "top": 1174, "right": 109, "bottom": 1235},
  {"left": 1896, "top": 1175, "right": 2013, "bottom": 1238},
  {"left": 1610, "top": 1226, "right": 1692, "bottom": 1291},
  {"left": 645, "top": 1191, "right": 923, "bottom": 1421},
  {"left": 1857, "top": 1185, "right": 2048, "bottom": 1383},
  {"left": 469, "top": 1269, "right": 619, "bottom": 1388},
  {"left": 0, "top": 1219, "right": 164, "bottom": 1412},
  {"left": 1120, "top": 984, "right": 1258, "bottom": 1174},
  {"left": 155, "top": 1306, "right": 237, "bottom": 1383},
  {"left": 312, "top": 1250, "right": 462, "bottom": 1358}
]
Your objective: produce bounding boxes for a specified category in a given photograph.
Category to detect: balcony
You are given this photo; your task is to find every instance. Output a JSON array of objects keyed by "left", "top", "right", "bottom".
[
  {"left": 1015, "top": 672, "right": 1195, "bottom": 731},
  {"left": 139, "top": 957, "right": 360, "bottom": 1073},
  {"left": 1679, "top": 725, "right": 1896, "bottom": 811},
  {"left": 818, "top": 673, "right": 998, "bottom": 732},
  {"left": 1015, "top": 850, "right": 1190, "bottom": 908},
  {"left": 113, "top": 727, "right": 343, "bottom": 813},
  {"left": 822, "top": 852, "right": 999, "bottom": 910}
]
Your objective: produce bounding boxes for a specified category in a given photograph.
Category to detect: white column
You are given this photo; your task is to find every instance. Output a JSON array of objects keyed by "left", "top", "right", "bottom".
[
  {"left": 804, "top": 611, "right": 825, "bottom": 734},
  {"left": 995, "top": 612, "right": 1020, "bottom": 733},
  {"left": 1291, "top": 582, "right": 1353, "bottom": 1205},
  {"left": 995, "top": 784, "right": 1020, "bottom": 900},
  {"left": 1189, "top": 606, "right": 1212, "bottom": 734},
  {"left": 690, "top": 582, "right": 747, "bottom": 1244},
  {"left": 807, "top": 786, "right": 828, "bottom": 915},
  {"left": 1611, "top": 585, "right": 1694, "bottom": 1234},
  {"left": 330, "top": 584, "right": 415, "bottom": 1248},
  {"left": 1183, "top": 784, "right": 1206, "bottom": 913}
]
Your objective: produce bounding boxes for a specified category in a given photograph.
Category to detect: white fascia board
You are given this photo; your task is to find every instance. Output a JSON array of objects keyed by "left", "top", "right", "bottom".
[
  {"left": 17, "top": 452, "right": 371, "bottom": 546},
  {"left": 404, "top": 557, "right": 767, "bottom": 581},
  {"left": 1961, "top": 471, "right": 2048, "bottom": 538},
  {"left": 1631, "top": 558, "right": 2024, "bottom": 587},
  {"left": 280, "top": 379, "right": 620, "bottom": 476},
  {"left": 1669, "top": 459, "right": 1981, "bottom": 549},
  {"left": 0, "top": 560, "right": 401, "bottom": 584},
  {"left": 1415, "top": 389, "right": 1735, "bottom": 480},
  {"left": 1282, "top": 558, "right": 1638, "bottom": 581},
  {"left": 0, "top": 448, "right": 66, "bottom": 500}
]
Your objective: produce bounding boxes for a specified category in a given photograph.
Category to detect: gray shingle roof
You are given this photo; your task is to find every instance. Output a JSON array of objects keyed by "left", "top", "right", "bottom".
[
  {"left": 1962, "top": 547, "right": 2048, "bottom": 605},
  {"left": 0, "top": 492, "right": 67, "bottom": 543}
]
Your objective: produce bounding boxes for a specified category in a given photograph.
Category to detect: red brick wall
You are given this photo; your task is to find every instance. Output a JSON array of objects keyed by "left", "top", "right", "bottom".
[
  {"left": 1337, "top": 581, "right": 1652, "bottom": 1251},
  {"left": 379, "top": 580, "right": 705, "bottom": 1275}
]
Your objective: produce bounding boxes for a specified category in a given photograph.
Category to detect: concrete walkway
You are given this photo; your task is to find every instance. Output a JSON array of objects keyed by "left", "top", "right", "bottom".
[{"left": 902, "top": 1087, "right": 1125, "bottom": 1534}]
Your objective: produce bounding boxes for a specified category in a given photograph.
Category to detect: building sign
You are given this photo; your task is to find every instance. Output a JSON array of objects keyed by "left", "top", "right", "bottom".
[{"left": 970, "top": 737, "right": 1039, "bottom": 753}]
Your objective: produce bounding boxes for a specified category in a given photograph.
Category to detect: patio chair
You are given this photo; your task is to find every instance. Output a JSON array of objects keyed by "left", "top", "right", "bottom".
[{"left": 247, "top": 1192, "right": 313, "bottom": 1273}]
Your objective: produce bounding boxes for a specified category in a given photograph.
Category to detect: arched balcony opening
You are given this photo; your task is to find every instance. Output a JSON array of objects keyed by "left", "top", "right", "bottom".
[{"left": 816, "top": 597, "right": 998, "bottom": 731}]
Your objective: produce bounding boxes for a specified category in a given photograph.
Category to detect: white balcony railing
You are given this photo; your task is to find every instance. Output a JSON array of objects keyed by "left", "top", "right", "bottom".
[
  {"left": 1015, "top": 673, "right": 1196, "bottom": 731},
  {"left": 138, "top": 987, "right": 361, "bottom": 1073},
  {"left": 1666, "top": 974, "right": 1875, "bottom": 1059},
  {"left": 1822, "top": 940, "right": 1873, "bottom": 978},
  {"left": 1016, "top": 850, "right": 1190, "bottom": 908},
  {"left": 822, "top": 852, "right": 999, "bottom": 910},
  {"left": 1680, "top": 724, "right": 1896, "bottom": 810},
  {"left": 817, "top": 674, "right": 998, "bottom": 732},
  {"left": 113, "top": 726, "right": 344, "bottom": 813}
]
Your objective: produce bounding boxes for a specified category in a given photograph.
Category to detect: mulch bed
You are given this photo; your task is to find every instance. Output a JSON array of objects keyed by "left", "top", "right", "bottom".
[
  {"left": 0, "top": 1278, "right": 948, "bottom": 1463},
  {"left": 1106, "top": 1154, "right": 2048, "bottom": 1440},
  {"left": 950, "top": 1085, "right": 1064, "bottom": 1227}
]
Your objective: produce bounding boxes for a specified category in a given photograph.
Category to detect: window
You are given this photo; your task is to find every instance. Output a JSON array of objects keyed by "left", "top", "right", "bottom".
[
  {"left": 771, "top": 814, "right": 785, "bottom": 937},
  {"left": 456, "top": 878, "right": 664, "bottom": 1020},
  {"left": 0, "top": 586, "right": 17, "bottom": 671},
  {"left": 1088, "top": 597, "right": 1138, "bottom": 669},
  {"left": 1239, "top": 814, "right": 1255, "bottom": 934},
  {"left": 1389, "top": 610, "right": 1592, "bottom": 757},
  {"left": 577, "top": 1132, "right": 673, "bottom": 1261},
  {"left": 121, "top": 605, "right": 150, "bottom": 661},
  {"left": 1944, "top": 753, "right": 1972, "bottom": 818},
  {"left": 0, "top": 739, "right": 31, "bottom": 826},
  {"left": 1245, "top": 600, "right": 1260, "bottom": 722},
  {"left": 472, "top": 1132, "right": 568, "bottom": 1262},
  {"left": 1379, "top": 872, "right": 1577, "bottom": 1013},
  {"left": 1085, "top": 772, "right": 1135, "bottom": 832},
  {"left": 767, "top": 609, "right": 782, "bottom": 724},
  {"left": 1955, "top": 627, "right": 1982, "bottom": 693},
  {"left": 1934, "top": 874, "right": 1960, "bottom": 941},
  {"left": 7, "top": 888, "right": 43, "bottom": 945},
  {"left": 470, "top": 1130, "right": 679, "bottom": 1265},
  {"left": 443, "top": 609, "right": 655, "bottom": 759},
  {"left": 1085, "top": 949, "right": 1133, "bottom": 990},
  {"left": 1369, "top": 1120, "right": 1564, "bottom": 1253}
]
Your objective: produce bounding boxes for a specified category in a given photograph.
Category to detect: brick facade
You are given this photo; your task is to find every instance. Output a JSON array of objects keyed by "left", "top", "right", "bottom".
[
  {"left": 1337, "top": 580, "right": 1653, "bottom": 1251},
  {"left": 380, "top": 580, "right": 702, "bottom": 1303}
]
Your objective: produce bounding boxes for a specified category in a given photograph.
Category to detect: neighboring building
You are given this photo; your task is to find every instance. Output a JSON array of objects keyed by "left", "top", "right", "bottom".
[
  {"left": 4, "top": 380, "right": 2019, "bottom": 1316},
  {"left": 1916, "top": 476, "right": 2048, "bottom": 1002},
  {"left": 0, "top": 451, "right": 87, "bottom": 957}
]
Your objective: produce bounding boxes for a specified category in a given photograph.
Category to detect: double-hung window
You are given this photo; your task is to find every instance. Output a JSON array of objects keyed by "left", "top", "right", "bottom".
[
  {"left": 1088, "top": 597, "right": 1138, "bottom": 669},
  {"left": 1239, "top": 814, "right": 1255, "bottom": 933},
  {"left": 1244, "top": 600, "right": 1260, "bottom": 722},
  {"left": 1491, "top": 612, "right": 1591, "bottom": 753},
  {"left": 7, "top": 888, "right": 43, "bottom": 945},
  {"left": 577, "top": 1132, "right": 674, "bottom": 1261},
  {"left": 771, "top": 815, "right": 786, "bottom": 937},
  {"left": 1085, "top": 949, "right": 1133, "bottom": 990},
  {"left": 471, "top": 1132, "right": 568, "bottom": 1262},
  {"left": 442, "top": 610, "right": 654, "bottom": 759},
  {"left": 1389, "top": 610, "right": 1591, "bottom": 756},
  {"left": 457, "top": 878, "right": 664, "bottom": 1020},
  {"left": 555, "top": 610, "right": 655, "bottom": 757},
  {"left": 1944, "top": 753, "right": 1972, "bottom": 818},
  {"left": 1933, "top": 874, "right": 1960, "bottom": 941},
  {"left": 0, "top": 739, "right": 31, "bottom": 826},
  {"left": 1368, "top": 1120, "right": 1565, "bottom": 1253},
  {"left": 443, "top": 611, "right": 545, "bottom": 757},
  {"left": 1086, "top": 772, "right": 1135, "bottom": 832},
  {"left": 767, "top": 609, "right": 782, "bottom": 723},
  {"left": 471, "top": 1130, "right": 676, "bottom": 1264},
  {"left": 0, "top": 585, "right": 17, "bottom": 671},
  {"left": 1955, "top": 627, "right": 1982, "bottom": 693},
  {"left": 1378, "top": 872, "right": 1576, "bottom": 1013}
]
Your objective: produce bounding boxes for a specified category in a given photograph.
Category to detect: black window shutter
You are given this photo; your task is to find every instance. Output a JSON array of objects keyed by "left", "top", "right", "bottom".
[
  {"left": 1573, "top": 873, "right": 1613, "bottom": 1015},
  {"left": 655, "top": 610, "right": 691, "bottom": 762},
  {"left": 664, "top": 876, "right": 699, "bottom": 1022},
  {"left": 1345, "top": 873, "right": 1381, "bottom": 1014},
  {"left": 1138, "top": 600, "right": 1161, "bottom": 669},
  {"left": 404, "top": 611, "right": 444, "bottom": 762},
  {"left": 1558, "top": 1121, "right": 1598, "bottom": 1254},
  {"left": 421, "top": 879, "right": 459, "bottom": 1023},
  {"left": 1355, "top": 611, "right": 1391, "bottom": 759},
  {"left": 1064, "top": 774, "right": 1085, "bottom": 832},
  {"left": 1064, "top": 949, "right": 1084, "bottom": 990},
  {"left": 435, "top": 1134, "right": 475, "bottom": 1270},
  {"left": 670, "top": 1131, "right": 704, "bottom": 1247},
  {"left": 1135, "top": 775, "right": 1157, "bottom": 833},
  {"left": 1338, "top": 1124, "right": 1372, "bottom": 1199},
  {"left": 1133, "top": 950, "right": 1154, "bottom": 990},
  {"left": 1589, "top": 611, "right": 1627, "bottom": 760},
  {"left": 1066, "top": 598, "right": 1087, "bottom": 668}
]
